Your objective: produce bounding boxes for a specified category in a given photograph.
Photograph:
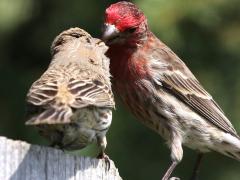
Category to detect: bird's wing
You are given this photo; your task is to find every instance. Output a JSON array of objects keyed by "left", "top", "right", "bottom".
[
  {"left": 148, "top": 44, "right": 238, "bottom": 137},
  {"left": 27, "top": 69, "right": 115, "bottom": 109},
  {"left": 26, "top": 73, "right": 58, "bottom": 106},
  {"left": 26, "top": 69, "right": 114, "bottom": 125},
  {"left": 26, "top": 71, "right": 69, "bottom": 124},
  {"left": 67, "top": 77, "right": 115, "bottom": 109}
]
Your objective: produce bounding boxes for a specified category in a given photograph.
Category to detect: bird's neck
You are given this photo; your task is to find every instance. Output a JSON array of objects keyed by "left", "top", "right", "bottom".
[{"left": 106, "top": 32, "right": 150, "bottom": 83}]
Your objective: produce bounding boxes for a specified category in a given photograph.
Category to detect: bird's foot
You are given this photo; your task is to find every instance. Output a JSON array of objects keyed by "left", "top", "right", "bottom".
[{"left": 97, "top": 152, "right": 111, "bottom": 171}]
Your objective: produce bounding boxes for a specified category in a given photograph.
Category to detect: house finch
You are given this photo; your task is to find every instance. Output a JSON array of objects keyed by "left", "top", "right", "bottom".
[
  {"left": 102, "top": 1, "right": 240, "bottom": 179},
  {"left": 26, "top": 28, "right": 115, "bottom": 163}
]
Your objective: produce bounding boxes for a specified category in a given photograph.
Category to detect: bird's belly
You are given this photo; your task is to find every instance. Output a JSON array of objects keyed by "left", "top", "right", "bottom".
[
  {"left": 37, "top": 107, "right": 112, "bottom": 150},
  {"left": 117, "top": 83, "right": 226, "bottom": 152},
  {"left": 117, "top": 84, "right": 172, "bottom": 139}
]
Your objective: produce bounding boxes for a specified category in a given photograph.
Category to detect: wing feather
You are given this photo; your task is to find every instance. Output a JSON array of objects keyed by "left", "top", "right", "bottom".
[
  {"left": 68, "top": 78, "right": 115, "bottom": 108},
  {"left": 149, "top": 45, "right": 238, "bottom": 137},
  {"left": 26, "top": 71, "right": 114, "bottom": 125}
]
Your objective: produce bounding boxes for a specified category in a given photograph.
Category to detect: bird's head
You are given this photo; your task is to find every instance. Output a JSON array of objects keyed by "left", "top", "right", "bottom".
[
  {"left": 103, "top": 1, "right": 148, "bottom": 45},
  {"left": 51, "top": 28, "right": 92, "bottom": 55}
]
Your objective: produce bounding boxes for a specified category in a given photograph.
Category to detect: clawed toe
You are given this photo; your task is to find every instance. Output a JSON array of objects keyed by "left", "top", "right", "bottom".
[{"left": 97, "top": 153, "right": 111, "bottom": 171}]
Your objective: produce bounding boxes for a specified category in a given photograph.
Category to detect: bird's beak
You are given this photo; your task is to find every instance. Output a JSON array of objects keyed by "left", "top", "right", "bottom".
[{"left": 102, "top": 23, "right": 120, "bottom": 42}]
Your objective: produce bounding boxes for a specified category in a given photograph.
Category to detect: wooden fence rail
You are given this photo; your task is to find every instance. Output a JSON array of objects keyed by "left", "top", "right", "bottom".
[{"left": 0, "top": 136, "right": 122, "bottom": 180}]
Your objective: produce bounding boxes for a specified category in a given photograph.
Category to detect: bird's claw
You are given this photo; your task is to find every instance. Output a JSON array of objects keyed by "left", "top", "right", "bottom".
[{"left": 97, "top": 153, "right": 111, "bottom": 171}]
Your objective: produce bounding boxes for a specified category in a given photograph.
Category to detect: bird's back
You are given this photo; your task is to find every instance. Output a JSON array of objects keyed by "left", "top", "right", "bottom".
[{"left": 25, "top": 28, "right": 114, "bottom": 150}]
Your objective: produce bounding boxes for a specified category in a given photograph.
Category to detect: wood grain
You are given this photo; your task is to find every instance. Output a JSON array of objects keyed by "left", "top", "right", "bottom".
[{"left": 0, "top": 136, "right": 122, "bottom": 180}]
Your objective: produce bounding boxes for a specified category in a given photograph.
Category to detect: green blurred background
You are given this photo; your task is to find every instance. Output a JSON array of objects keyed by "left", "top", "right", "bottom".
[{"left": 0, "top": 0, "right": 240, "bottom": 179}]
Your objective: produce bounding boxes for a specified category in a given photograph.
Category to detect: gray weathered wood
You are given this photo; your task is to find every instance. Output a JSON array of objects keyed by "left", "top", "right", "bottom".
[{"left": 0, "top": 136, "right": 122, "bottom": 180}]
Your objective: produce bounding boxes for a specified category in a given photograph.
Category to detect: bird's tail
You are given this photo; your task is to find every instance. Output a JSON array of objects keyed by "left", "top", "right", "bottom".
[
  {"left": 217, "top": 133, "right": 240, "bottom": 161},
  {"left": 25, "top": 106, "right": 73, "bottom": 125}
]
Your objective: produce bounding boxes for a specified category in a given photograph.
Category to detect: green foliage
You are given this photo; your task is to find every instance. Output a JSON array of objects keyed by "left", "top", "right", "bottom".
[{"left": 0, "top": 0, "right": 239, "bottom": 179}]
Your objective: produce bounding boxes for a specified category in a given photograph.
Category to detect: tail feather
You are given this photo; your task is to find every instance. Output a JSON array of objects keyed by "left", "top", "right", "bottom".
[
  {"left": 223, "top": 151, "right": 240, "bottom": 161},
  {"left": 25, "top": 106, "right": 73, "bottom": 125},
  {"left": 218, "top": 133, "right": 240, "bottom": 161}
]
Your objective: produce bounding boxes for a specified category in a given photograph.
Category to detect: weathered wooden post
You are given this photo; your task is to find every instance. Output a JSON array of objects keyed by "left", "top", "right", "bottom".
[{"left": 0, "top": 136, "right": 122, "bottom": 180}]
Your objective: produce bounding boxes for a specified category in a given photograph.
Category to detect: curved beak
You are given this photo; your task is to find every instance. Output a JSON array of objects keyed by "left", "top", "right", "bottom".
[{"left": 102, "top": 23, "right": 120, "bottom": 42}]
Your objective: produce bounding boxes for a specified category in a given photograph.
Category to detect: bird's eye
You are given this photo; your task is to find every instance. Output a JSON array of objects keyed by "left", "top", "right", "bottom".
[{"left": 126, "top": 27, "right": 137, "bottom": 33}]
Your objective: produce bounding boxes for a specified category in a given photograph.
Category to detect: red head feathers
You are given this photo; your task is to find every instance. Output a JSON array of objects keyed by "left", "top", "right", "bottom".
[{"left": 105, "top": 1, "right": 146, "bottom": 32}]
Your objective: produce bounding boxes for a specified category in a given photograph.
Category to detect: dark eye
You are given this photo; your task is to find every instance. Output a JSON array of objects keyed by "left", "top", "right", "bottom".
[{"left": 126, "top": 27, "right": 137, "bottom": 33}]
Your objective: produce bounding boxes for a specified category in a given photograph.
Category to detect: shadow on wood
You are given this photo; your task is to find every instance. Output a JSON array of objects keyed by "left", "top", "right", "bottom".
[{"left": 0, "top": 136, "right": 122, "bottom": 180}]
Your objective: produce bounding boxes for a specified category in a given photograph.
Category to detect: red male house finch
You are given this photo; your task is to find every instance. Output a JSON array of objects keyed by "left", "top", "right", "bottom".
[
  {"left": 26, "top": 28, "right": 115, "bottom": 161},
  {"left": 102, "top": 1, "right": 240, "bottom": 179}
]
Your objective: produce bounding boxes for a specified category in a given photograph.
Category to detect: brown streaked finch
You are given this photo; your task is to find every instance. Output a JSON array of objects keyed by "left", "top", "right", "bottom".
[
  {"left": 25, "top": 27, "right": 115, "bottom": 164},
  {"left": 102, "top": 1, "right": 240, "bottom": 179}
]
